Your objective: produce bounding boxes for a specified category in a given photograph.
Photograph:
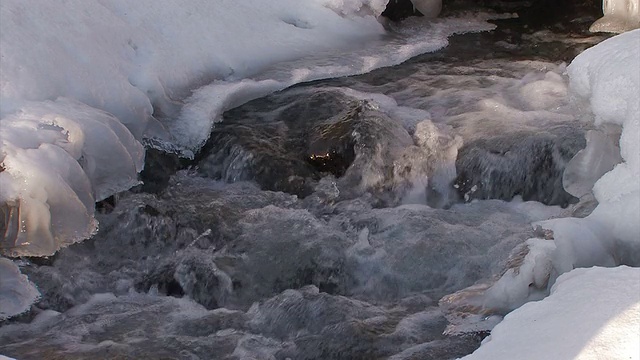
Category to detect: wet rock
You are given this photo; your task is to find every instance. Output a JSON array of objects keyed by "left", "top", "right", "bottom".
[
  {"left": 137, "top": 147, "right": 187, "bottom": 194},
  {"left": 306, "top": 114, "right": 357, "bottom": 177},
  {"left": 382, "top": 0, "right": 424, "bottom": 21},
  {"left": 198, "top": 90, "right": 354, "bottom": 197},
  {"left": 197, "top": 90, "right": 419, "bottom": 203},
  {"left": 136, "top": 249, "right": 232, "bottom": 310},
  {"left": 454, "top": 128, "right": 586, "bottom": 207}
]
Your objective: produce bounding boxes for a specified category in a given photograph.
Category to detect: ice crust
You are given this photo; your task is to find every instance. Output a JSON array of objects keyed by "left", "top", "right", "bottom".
[{"left": 0, "top": 99, "right": 143, "bottom": 257}]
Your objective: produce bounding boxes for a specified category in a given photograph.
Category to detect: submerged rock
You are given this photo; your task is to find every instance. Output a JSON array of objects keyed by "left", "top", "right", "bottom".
[{"left": 454, "top": 127, "right": 586, "bottom": 207}]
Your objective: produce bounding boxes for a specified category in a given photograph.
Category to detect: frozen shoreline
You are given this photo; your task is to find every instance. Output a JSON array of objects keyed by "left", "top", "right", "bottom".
[{"left": 1, "top": 1, "right": 639, "bottom": 359}]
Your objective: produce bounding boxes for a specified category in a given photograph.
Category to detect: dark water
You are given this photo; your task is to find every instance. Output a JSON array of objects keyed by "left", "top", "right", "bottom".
[{"left": 0, "top": 6, "right": 607, "bottom": 360}]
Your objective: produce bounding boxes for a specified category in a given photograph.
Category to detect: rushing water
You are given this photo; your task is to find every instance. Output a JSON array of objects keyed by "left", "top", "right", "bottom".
[{"left": 0, "top": 7, "right": 608, "bottom": 360}]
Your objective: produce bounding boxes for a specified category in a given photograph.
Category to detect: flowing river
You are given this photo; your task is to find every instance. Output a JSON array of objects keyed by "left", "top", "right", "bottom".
[{"left": 0, "top": 4, "right": 610, "bottom": 359}]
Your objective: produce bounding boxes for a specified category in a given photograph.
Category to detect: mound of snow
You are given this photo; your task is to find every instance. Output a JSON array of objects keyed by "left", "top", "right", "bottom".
[{"left": 462, "top": 266, "right": 640, "bottom": 360}]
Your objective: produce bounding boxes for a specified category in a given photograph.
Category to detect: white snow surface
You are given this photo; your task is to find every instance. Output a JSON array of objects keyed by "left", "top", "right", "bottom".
[
  {"left": 462, "top": 266, "right": 640, "bottom": 360},
  {"left": 0, "top": 0, "right": 500, "bottom": 258}
]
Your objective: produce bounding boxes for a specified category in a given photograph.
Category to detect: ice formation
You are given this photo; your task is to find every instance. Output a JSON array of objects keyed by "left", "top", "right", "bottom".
[
  {"left": 0, "top": 258, "right": 39, "bottom": 320},
  {"left": 0, "top": 0, "right": 384, "bottom": 257},
  {"left": 590, "top": 0, "right": 640, "bottom": 33},
  {"left": 0, "top": 99, "right": 143, "bottom": 257}
]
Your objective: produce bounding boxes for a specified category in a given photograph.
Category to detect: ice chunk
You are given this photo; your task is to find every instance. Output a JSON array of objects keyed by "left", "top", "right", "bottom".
[
  {"left": 0, "top": 99, "right": 143, "bottom": 257},
  {"left": 590, "top": 0, "right": 640, "bottom": 33},
  {"left": 563, "top": 128, "right": 623, "bottom": 198},
  {"left": 0, "top": 258, "right": 40, "bottom": 320},
  {"left": 482, "top": 238, "right": 557, "bottom": 312}
]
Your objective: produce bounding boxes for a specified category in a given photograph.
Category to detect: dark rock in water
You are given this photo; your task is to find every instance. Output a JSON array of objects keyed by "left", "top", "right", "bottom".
[
  {"left": 454, "top": 127, "right": 586, "bottom": 207},
  {"left": 200, "top": 122, "right": 317, "bottom": 197},
  {"left": 197, "top": 90, "right": 357, "bottom": 197},
  {"left": 382, "top": 0, "right": 423, "bottom": 21},
  {"left": 515, "top": 0, "right": 601, "bottom": 31},
  {"left": 136, "top": 249, "right": 231, "bottom": 310},
  {"left": 197, "top": 89, "right": 415, "bottom": 201},
  {"left": 95, "top": 194, "right": 117, "bottom": 214},
  {"left": 136, "top": 262, "right": 186, "bottom": 298},
  {"left": 138, "top": 147, "right": 187, "bottom": 194},
  {"left": 306, "top": 112, "right": 357, "bottom": 177}
]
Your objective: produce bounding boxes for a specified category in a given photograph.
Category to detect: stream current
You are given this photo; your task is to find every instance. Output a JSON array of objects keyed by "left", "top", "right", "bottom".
[{"left": 0, "top": 6, "right": 610, "bottom": 360}]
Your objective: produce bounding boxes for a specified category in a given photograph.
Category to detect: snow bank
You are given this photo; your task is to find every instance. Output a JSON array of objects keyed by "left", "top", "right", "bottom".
[
  {"left": 462, "top": 28, "right": 640, "bottom": 360},
  {"left": 546, "top": 29, "right": 640, "bottom": 273},
  {"left": 462, "top": 266, "right": 640, "bottom": 360},
  {"left": 482, "top": 29, "right": 640, "bottom": 310}
]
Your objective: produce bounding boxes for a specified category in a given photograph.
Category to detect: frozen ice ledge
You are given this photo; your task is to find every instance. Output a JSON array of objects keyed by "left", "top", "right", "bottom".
[{"left": 0, "top": 0, "right": 501, "bottom": 258}]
